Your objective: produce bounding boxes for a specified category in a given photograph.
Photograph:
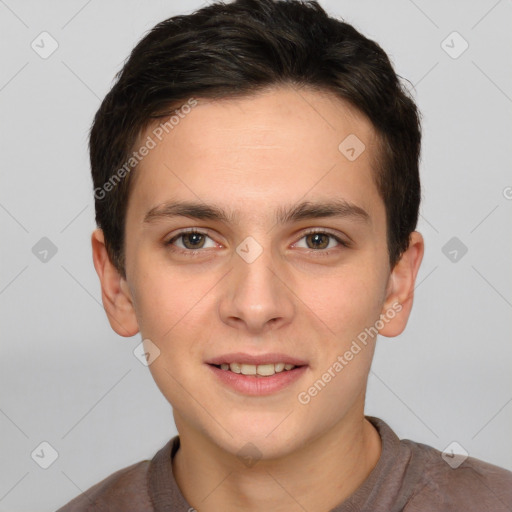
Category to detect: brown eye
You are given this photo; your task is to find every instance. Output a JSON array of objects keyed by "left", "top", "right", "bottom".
[
  {"left": 166, "top": 231, "right": 216, "bottom": 251},
  {"left": 294, "top": 231, "right": 348, "bottom": 252},
  {"left": 181, "top": 232, "right": 206, "bottom": 249},
  {"left": 305, "top": 232, "right": 331, "bottom": 249}
]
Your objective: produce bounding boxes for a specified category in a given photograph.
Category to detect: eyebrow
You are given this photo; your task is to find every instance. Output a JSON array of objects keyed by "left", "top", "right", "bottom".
[{"left": 143, "top": 199, "right": 370, "bottom": 225}]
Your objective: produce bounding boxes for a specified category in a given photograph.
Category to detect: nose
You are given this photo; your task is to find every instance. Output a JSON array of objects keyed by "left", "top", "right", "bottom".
[{"left": 218, "top": 248, "right": 295, "bottom": 334}]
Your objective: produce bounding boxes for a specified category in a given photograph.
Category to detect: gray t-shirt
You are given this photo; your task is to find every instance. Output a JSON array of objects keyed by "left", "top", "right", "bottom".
[{"left": 57, "top": 416, "right": 512, "bottom": 511}]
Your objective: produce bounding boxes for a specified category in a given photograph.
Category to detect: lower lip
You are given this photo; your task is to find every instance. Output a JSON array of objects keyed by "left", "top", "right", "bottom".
[{"left": 207, "top": 364, "right": 308, "bottom": 396}]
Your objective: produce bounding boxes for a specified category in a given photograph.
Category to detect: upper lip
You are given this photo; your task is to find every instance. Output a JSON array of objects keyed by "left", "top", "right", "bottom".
[{"left": 206, "top": 352, "right": 308, "bottom": 366}]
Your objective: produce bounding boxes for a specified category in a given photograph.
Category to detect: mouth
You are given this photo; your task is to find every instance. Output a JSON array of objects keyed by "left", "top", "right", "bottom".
[
  {"left": 205, "top": 353, "right": 308, "bottom": 395},
  {"left": 209, "top": 361, "right": 301, "bottom": 377}
]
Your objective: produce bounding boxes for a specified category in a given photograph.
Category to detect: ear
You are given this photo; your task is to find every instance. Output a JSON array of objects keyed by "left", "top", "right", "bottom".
[
  {"left": 378, "top": 231, "right": 424, "bottom": 337},
  {"left": 91, "top": 228, "right": 139, "bottom": 337}
]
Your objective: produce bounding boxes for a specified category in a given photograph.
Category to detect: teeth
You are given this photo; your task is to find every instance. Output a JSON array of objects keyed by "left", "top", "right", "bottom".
[
  {"left": 256, "top": 364, "right": 275, "bottom": 376},
  {"left": 240, "top": 364, "right": 257, "bottom": 375},
  {"left": 230, "top": 362, "right": 241, "bottom": 373},
  {"left": 218, "top": 362, "right": 297, "bottom": 376}
]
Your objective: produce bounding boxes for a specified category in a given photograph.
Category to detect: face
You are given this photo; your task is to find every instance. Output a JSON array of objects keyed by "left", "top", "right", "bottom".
[{"left": 95, "top": 86, "right": 423, "bottom": 460}]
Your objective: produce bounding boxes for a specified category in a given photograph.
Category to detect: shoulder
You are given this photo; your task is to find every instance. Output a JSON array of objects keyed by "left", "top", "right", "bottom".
[
  {"left": 403, "top": 438, "right": 512, "bottom": 511},
  {"left": 56, "top": 459, "right": 152, "bottom": 512}
]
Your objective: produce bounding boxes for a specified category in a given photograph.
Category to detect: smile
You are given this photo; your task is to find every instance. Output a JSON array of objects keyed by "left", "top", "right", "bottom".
[
  {"left": 207, "top": 363, "right": 308, "bottom": 396},
  {"left": 213, "top": 362, "right": 296, "bottom": 377}
]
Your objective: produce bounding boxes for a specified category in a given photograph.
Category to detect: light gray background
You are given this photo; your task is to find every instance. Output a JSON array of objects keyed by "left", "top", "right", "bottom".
[{"left": 1, "top": 1, "right": 511, "bottom": 510}]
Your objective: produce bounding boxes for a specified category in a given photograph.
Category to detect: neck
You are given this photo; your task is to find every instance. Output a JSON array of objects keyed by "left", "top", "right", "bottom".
[{"left": 172, "top": 409, "right": 381, "bottom": 512}]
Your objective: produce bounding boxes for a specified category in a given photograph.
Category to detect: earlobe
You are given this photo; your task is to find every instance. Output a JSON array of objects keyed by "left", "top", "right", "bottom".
[
  {"left": 378, "top": 231, "right": 424, "bottom": 338},
  {"left": 91, "top": 229, "right": 140, "bottom": 337}
]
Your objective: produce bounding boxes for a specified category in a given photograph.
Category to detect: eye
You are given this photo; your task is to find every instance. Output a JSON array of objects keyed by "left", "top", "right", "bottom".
[
  {"left": 294, "top": 231, "right": 348, "bottom": 251},
  {"left": 166, "top": 230, "right": 217, "bottom": 251}
]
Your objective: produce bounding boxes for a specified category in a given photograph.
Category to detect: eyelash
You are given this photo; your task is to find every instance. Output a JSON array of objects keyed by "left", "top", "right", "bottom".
[{"left": 164, "top": 228, "right": 351, "bottom": 256}]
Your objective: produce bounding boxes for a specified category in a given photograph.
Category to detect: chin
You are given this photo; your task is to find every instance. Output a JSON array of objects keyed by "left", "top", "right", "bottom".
[{"left": 213, "top": 415, "right": 308, "bottom": 461}]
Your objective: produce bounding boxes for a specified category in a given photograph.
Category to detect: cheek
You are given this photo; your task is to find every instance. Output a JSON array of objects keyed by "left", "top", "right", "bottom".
[
  {"left": 133, "top": 278, "right": 208, "bottom": 348},
  {"left": 130, "top": 264, "right": 215, "bottom": 408},
  {"left": 296, "top": 274, "right": 381, "bottom": 424},
  {"left": 128, "top": 254, "right": 223, "bottom": 402},
  {"left": 299, "top": 264, "right": 386, "bottom": 344},
  {"left": 129, "top": 247, "right": 207, "bottom": 338}
]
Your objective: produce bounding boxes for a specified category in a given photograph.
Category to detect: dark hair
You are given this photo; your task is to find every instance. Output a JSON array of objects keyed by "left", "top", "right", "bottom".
[{"left": 90, "top": 0, "right": 421, "bottom": 277}]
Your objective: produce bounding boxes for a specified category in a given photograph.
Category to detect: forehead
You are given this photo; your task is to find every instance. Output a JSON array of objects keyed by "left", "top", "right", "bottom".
[{"left": 128, "top": 86, "right": 383, "bottom": 223}]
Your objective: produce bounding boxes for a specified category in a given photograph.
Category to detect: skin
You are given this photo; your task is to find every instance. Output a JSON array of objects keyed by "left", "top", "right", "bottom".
[{"left": 92, "top": 86, "right": 424, "bottom": 511}]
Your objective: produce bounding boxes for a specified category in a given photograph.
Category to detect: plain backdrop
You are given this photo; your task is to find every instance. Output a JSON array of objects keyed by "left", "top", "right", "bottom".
[{"left": 1, "top": 1, "right": 511, "bottom": 510}]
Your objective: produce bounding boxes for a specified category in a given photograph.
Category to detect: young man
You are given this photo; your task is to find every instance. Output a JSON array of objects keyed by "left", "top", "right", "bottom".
[{"left": 58, "top": 0, "right": 512, "bottom": 510}]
